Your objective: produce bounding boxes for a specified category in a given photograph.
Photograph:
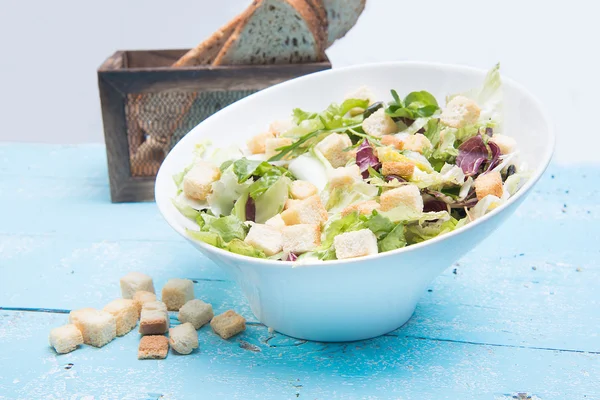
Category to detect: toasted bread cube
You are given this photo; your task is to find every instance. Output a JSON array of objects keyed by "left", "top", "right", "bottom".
[
  {"left": 269, "top": 119, "right": 295, "bottom": 136},
  {"left": 290, "top": 180, "right": 318, "bottom": 200},
  {"left": 489, "top": 134, "right": 517, "bottom": 154},
  {"left": 247, "top": 132, "right": 275, "bottom": 154},
  {"left": 341, "top": 200, "right": 381, "bottom": 217},
  {"left": 143, "top": 300, "right": 168, "bottom": 313},
  {"left": 344, "top": 86, "right": 376, "bottom": 105},
  {"left": 380, "top": 185, "right": 424, "bottom": 212},
  {"left": 120, "top": 272, "right": 155, "bottom": 299},
  {"left": 69, "top": 308, "right": 116, "bottom": 348},
  {"left": 169, "top": 323, "right": 199, "bottom": 355},
  {"left": 178, "top": 299, "right": 214, "bottom": 330},
  {"left": 315, "top": 133, "right": 353, "bottom": 168},
  {"left": 440, "top": 96, "right": 481, "bottom": 128},
  {"left": 362, "top": 109, "right": 397, "bottom": 137},
  {"left": 381, "top": 161, "right": 415, "bottom": 178},
  {"left": 183, "top": 161, "right": 221, "bottom": 201},
  {"left": 103, "top": 299, "right": 138, "bottom": 337},
  {"left": 138, "top": 335, "right": 169, "bottom": 360},
  {"left": 334, "top": 229, "right": 379, "bottom": 260},
  {"left": 381, "top": 135, "right": 403, "bottom": 149},
  {"left": 49, "top": 324, "right": 83, "bottom": 354},
  {"left": 265, "top": 214, "right": 286, "bottom": 230},
  {"left": 282, "top": 224, "right": 321, "bottom": 254},
  {"left": 265, "top": 137, "right": 294, "bottom": 159},
  {"left": 284, "top": 198, "right": 301, "bottom": 210},
  {"left": 133, "top": 291, "right": 157, "bottom": 317},
  {"left": 139, "top": 309, "right": 169, "bottom": 335},
  {"left": 103, "top": 299, "right": 138, "bottom": 336},
  {"left": 210, "top": 310, "right": 246, "bottom": 340},
  {"left": 475, "top": 171, "right": 503, "bottom": 200},
  {"left": 280, "top": 195, "right": 328, "bottom": 226},
  {"left": 329, "top": 165, "right": 362, "bottom": 188},
  {"left": 402, "top": 134, "right": 432, "bottom": 154},
  {"left": 244, "top": 223, "right": 283, "bottom": 256},
  {"left": 162, "top": 279, "right": 195, "bottom": 311}
]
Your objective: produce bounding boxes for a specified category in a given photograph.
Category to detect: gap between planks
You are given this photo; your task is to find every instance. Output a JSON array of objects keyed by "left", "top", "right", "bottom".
[{"left": 3, "top": 307, "right": 598, "bottom": 356}]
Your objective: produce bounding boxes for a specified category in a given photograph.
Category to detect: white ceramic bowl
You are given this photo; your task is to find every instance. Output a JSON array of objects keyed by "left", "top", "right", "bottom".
[{"left": 155, "top": 62, "right": 554, "bottom": 342}]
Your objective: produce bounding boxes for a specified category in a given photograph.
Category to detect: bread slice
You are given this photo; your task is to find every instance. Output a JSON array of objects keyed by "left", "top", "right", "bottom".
[
  {"left": 304, "top": 0, "right": 328, "bottom": 49},
  {"left": 322, "top": 0, "right": 366, "bottom": 46},
  {"left": 173, "top": 14, "right": 244, "bottom": 67},
  {"left": 213, "top": 0, "right": 325, "bottom": 65}
]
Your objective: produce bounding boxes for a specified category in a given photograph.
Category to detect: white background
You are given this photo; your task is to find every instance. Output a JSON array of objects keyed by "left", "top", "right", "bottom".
[{"left": 0, "top": 0, "right": 597, "bottom": 163}]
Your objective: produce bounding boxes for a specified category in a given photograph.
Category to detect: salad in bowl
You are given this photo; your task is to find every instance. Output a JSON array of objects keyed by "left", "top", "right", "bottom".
[{"left": 172, "top": 65, "right": 528, "bottom": 263}]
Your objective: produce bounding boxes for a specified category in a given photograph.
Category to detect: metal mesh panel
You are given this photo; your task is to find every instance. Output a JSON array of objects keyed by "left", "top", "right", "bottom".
[{"left": 126, "top": 89, "right": 257, "bottom": 177}]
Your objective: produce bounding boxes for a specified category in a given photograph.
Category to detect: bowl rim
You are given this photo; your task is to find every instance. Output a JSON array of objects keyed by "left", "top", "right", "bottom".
[{"left": 155, "top": 60, "right": 555, "bottom": 269}]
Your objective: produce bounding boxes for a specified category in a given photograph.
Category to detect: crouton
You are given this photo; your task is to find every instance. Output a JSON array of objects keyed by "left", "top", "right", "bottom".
[
  {"left": 265, "top": 137, "right": 294, "bottom": 159},
  {"left": 244, "top": 223, "right": 283, "bottom": 256},
  {"left": 334, "top": 229, "right": 379, "bottom": 259},
  {"left": 183, "top": 161, "right": 221, "bottom": 200},
  {"left": 380, "top": 185, "right": 424, "bottom": 212},
  {"left": 344, "top": 86, "right": 376, "bottom": 105},
  {"left": 49, "top": 324, "right": 83, "bottom": 354},
  {"left": 284, "top": 198, "right": 301, "bottom": 210},
  {"left": 269, "top": 119, "right": 295, "bottom": 136},
  {"left": 489, "top": 134, "right": 517, "bottom": 154},
  {"left": 290, "top": 180, "right": 318, "bottom": 200},
  {"left": 315, "top": 133, "right": 353, "bottom": 167},
  {"left": 402, "top": 134, "right": 432, "bottom": 154},
  {"left": 362, "top": 109, "right": 397, "bottom": 137},
  {"left": 139, "top": 308, "right": 169, "bottom": 335},
  {"left": 162, "top": 279, "right": 195, "bottom": 311},
  {"left": 440, "top": 96, "right": 481, "bottom": 128},
  {"left": 280, "top": 195, "right": 328, "bottom": 226},
  {"left": 381, "top": 161, "right": 415, "bottom": 178},
  {"left": 138, "top": 335, "right": 169, "bottom": 360},
  {"left": 178, "top": 299, "right": 214, "bottom": 330},
  {"left": 210, "top": 310, "right": 246, "bottom": 340},
  {"left": 247, "top": 132, "right": 275, "bottom": 154},
  {"left": 341, "top": 200, "right": 380, "bottom": 217},
  {"left": 169, "top": 323, "right": 198, "bottom": 355},
  {"left": 119, "top": 272, "right": 155, "bottom": 299},
  {"left": 474, "top": 171, "right": 503, "bottom": 200},
  {"left": 329, "top": 165, "right": 362, "bottom": 188},
  {"left": 133, "top": 291, "right": 157, "bottom": 317},
  {"left": 69, "top": 308, "right": 116, "bottom": 348},
  {"left": 265, "top": 214, "right": 286, "bottom": 231},
  {"left": 103, "top": 299, "right": 138, "bottom": 337},
  {"left": 381, "top": 135, "right": 402, "bottom": 149},
  {"left": 282, "top": 224, "right": 321, "bottom": 254}
]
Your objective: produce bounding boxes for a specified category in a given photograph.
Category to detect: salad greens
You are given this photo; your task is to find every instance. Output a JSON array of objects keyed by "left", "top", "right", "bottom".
[{"left": 173, "top": 64, "right": 528, "bottom": 262}]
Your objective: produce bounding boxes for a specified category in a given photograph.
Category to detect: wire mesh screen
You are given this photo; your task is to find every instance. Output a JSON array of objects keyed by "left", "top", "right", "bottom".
[{"left": 125, "top": 89, "right": 257, "bottom": 177}]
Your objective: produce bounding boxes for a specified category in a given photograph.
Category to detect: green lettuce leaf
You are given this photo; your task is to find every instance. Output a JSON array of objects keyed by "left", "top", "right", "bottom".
[
  {"left": 363, "top": 210, "right": 395, "bottom": 239},
  {"left": 320, "top": 212, "right": 366, "bottom": 250},
  {"left": 227, "top": 239, "right": 266, "bottom": 258},
  {"left": 207, "top": 167, "right": 252, "bottom": 217},
  {"left": 405, "top": 218, "right": 461, "bottom": 244},
  {"left": 254, "top": 176, "right": 291, "bottom": 223},
  {"left": 207, "top": 215, "right": 248, "bottom": 243},
  {"left": 386, "top": 90, "right": 440, "bottom": 119},
  {"left": 378, "top": 223, "right": 406, "bottom": 252}
]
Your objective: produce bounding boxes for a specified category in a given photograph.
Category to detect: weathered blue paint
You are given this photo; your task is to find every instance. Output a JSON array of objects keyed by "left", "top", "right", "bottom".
[{"left": 0, "top": 144, "right": 598, "bottom": 399}]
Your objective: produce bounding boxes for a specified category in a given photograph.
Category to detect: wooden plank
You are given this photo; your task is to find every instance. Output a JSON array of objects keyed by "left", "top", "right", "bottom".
[
  {"left": 0, "top": 311, "right": 597, "bottom": 399},
  {"left": 125, "top": 49, "right": 190, "bottom": 68}
]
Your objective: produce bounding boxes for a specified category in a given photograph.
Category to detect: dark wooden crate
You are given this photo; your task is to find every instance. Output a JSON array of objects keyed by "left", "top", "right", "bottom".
[{"left": 98, "top": 49, "right": 331, "bottom": 203}]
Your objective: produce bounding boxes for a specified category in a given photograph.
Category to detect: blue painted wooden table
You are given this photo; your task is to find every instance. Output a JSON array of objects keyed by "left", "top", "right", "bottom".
[{"left": 0, "top": 144, "right": 598, "bottom": 400}]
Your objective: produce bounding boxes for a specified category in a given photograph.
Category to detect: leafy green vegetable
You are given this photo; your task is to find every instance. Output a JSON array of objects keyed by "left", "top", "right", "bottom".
[
  {"left": 323, "top": 180, "right": 378, "bottom": 214},
  {"left": 207, "top": 215, "right": 248, "bottom": 243},
  {"left": 292, "top": 108, "right": 318, "bottom": 124},
  {"left": 254, "top": 176, "right": 291, "bottom": 223},
  {"left": 232, "top": 191, "right": 249, "bottom": 221},
  {"left": 378, "top": 223, "right": 406, "bottom": 252},
  {"left": 364, "top": 210, "right": 395, "bottom": 239},
  {"left": 320, "top": 212, "right": 365, "bottom": 249},
  {"left": 186, "top": 229, "right": 221, "bottom": 247},
  {"left": 171, "top": 197, "right": 200, "bottom": 219},
  {"left": 208, "top": 168, "right": 252, "bottom": 216},
  {"left": 227, "top": 239, "right": 266, "bottom": 258},
  {"left": 386, "top": 90, "right": 440, "bottom": 119},
  {"left": 405, "top": 218, "right": 461, "bottom": 244},
  {"left": 232, "top": 159, "right": 274, "bottom": 183},
  {"left": 248, "top": 169, "right": 285, "bottom": 199}
]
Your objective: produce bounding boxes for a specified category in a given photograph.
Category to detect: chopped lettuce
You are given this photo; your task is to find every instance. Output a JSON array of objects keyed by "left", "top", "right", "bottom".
[
  {"left": 386, "top": 90, "right": 440, "bottom": 119},
  {"left": 254, "top": 176, "right": 291, "bottom": 223},
  {"left": 405, "top": 218, "right": 462, "bottom": 244},
  {"left": 208, "top": 167, "right": 252, "bottom": 217},
  {"left": 288, "top": 152, "right": 329, "bottom": 190},
  {"left": 323, "top": 179, "right": 378, "bottom": 215},
  {"left": 378, "top": 223, "right": 406, "bottom": 252}
]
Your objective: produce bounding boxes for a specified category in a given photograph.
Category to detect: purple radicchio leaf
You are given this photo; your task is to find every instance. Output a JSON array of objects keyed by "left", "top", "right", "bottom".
[
  {"left": 356, "top": 139, "right": 381, "bottom": 179},
  {"left": 245, "top": 196, "right": 256, "bottom": 222},
  {"left": 286, "top": 252, "right": 298, "bottom": 262},
  {"left": 485, "top": 127, "right": 494, "bottom": 137},
  {"left": 384, "top": 174, "right": 406, "bottom": 182},
  {"left": 486, "top": 141, "right": 501, "bottom": 171},
  {"left": 424, "top": 199, "right": 449, "bottom": 213},
  {"left": 456, "top": 135, "right": 489, "bottom": 176}
]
